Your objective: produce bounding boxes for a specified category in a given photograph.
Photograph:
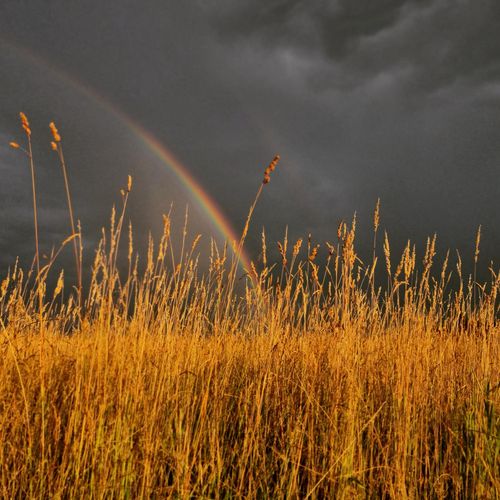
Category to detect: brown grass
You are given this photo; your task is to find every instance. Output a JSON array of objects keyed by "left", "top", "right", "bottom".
[{"left": 1, "top": 123, "right": 499, "bottom": 498}]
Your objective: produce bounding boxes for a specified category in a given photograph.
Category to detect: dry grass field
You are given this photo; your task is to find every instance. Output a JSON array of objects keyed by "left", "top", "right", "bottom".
[{"left": 1, "top": 115, "right": 499, "bottom": 498}]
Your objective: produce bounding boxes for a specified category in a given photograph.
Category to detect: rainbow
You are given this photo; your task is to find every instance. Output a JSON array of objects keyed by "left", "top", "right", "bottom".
[{"left": 1, "top": 38, "right": 251, "bottom": 270}]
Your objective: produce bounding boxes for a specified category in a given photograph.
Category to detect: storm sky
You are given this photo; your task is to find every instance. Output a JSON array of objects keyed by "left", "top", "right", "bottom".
[{"left": 0, "top": 0, "right": 499, "bottom": 278}]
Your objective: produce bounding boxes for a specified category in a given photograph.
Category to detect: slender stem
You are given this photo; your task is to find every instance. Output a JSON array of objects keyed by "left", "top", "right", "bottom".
[
  {"left": 27, "top": 136, "right": 44, "bottom": 336},
  {"left": 58, "top": 145, "right": 82, "bottom": 307},
  {"left": 26, "top": 131, "right": 46, "bottom": 481},
  {"left": 230, "top": 183, "right": 263, "bottom": 284},
  {"left": 222, "top": 182, "right": 264, "bottom": 323},
  {"left": 27, "top": 136, "right": 40, "bottom": 282},
  {"left": 238, "top": 183, "right": 263, "bottom": 263}
]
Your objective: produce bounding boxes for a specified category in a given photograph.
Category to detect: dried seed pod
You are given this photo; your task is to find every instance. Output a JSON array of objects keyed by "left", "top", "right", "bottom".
[
  {"left": 20, "top": 112, "right": 31, "bottom": 136},
  {"left": 262, "top": 155, "right": 280, "bottom": 184},
  {"left": 49, "top": 121, "right": 61, "bottom": 142}
]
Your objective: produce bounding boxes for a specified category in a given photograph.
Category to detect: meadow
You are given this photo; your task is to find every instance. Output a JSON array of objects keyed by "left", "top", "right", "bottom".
[{"left": 0, "top": 114, "right": 499, "bottom": 498}]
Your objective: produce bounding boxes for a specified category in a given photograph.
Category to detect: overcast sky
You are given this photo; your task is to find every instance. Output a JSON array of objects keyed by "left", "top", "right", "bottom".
[{"left": 0, "top": 0, "right": 498, "bottom": 279}]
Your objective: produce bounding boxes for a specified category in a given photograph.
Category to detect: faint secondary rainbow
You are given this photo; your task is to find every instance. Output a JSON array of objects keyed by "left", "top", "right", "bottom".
[{"left": 1, "top": 38, "right": 252, "bottom": 271}]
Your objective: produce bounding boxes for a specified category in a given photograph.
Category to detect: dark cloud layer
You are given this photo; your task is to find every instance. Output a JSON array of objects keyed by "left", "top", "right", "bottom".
[
  {"left": 211, "top": 0, "right": 500, "bottom": 90},
  {"left": 0, "top": 0, "right": 498, "bottom": 279}
]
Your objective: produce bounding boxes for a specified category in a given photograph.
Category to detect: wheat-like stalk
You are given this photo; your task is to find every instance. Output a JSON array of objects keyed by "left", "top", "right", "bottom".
[{"left": 50, "top": 121, "right": 82, "bottom": 307}]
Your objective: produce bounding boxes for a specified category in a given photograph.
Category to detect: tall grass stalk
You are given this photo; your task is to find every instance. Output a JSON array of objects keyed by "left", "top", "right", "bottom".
[
  {"left": 1, "top": 123, "right": 498, "bottom": 498},
  {"left": 50, "top": 122, "right": 82, "bottom": 308}
]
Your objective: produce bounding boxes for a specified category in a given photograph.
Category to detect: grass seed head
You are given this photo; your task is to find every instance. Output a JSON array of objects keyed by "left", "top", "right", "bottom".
[
  {"left": 20, "top": 112, "right": 31, "bottom": 136},
  {"left": 53, "top": 270, "right": 64, "bottom": 300},
  {"left": 292, "top": 238, "right": 303, "bottom": 258},
  {"left": 309, "top": 244, "right": 320, "bottom": 262},
  {"left": 374, "top": 198, "right": 380, "bottom": 233},
  {"left": 383, "top": 231, "right": 391, "bottom": 276},
  {"left": 474, "top": 225, "right": 481, "bottom": 264},
  {"left": 250, "top": 261, "right": 259, "bottom": 281},
  {"left": 337, "top": 221, "right": 346, "bottom": 241},
  {"left": 326, "top": 241, "right": 335, "bottom": 256},
  {"left": 49, "top": 122, "right": 61, "bottom": 142},
  {"left": 261, "top": 228, "right": 267, "bottom": 268},
  {"left": 277, "top": 241, "right": 287, "bottom": 266},
  {"left": 262, "top": 154, "right": 280, "bottom": 184}
]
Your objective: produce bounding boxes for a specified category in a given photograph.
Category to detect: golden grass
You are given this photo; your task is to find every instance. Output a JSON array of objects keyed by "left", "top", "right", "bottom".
[{"left": 1, "top": 121, "right": 499, "bottom": 498}]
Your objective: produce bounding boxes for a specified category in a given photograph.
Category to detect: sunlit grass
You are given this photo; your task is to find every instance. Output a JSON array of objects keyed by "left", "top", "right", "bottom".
[{"left": 0, "top": 114, "right": 498, "bottom": 498}]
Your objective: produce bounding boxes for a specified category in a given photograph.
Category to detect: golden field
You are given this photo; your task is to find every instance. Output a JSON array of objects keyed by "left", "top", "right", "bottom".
[{"left": 0, "top": 116, "right": 499, "bottom": 498}]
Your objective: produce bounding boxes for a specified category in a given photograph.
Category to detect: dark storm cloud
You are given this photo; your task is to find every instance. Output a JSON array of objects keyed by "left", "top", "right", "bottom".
[
  {"left": 212, "top": 0, "right": 419, "bottom": 56},
  {"left": 210, "top": 0, "right": 500, "bottom": 91},
  {"left": 203, "top": 0, "right": 500, "bottom": 269},
  {"left": 0, "top": 0, "right": 498, "bottom": 278}
]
